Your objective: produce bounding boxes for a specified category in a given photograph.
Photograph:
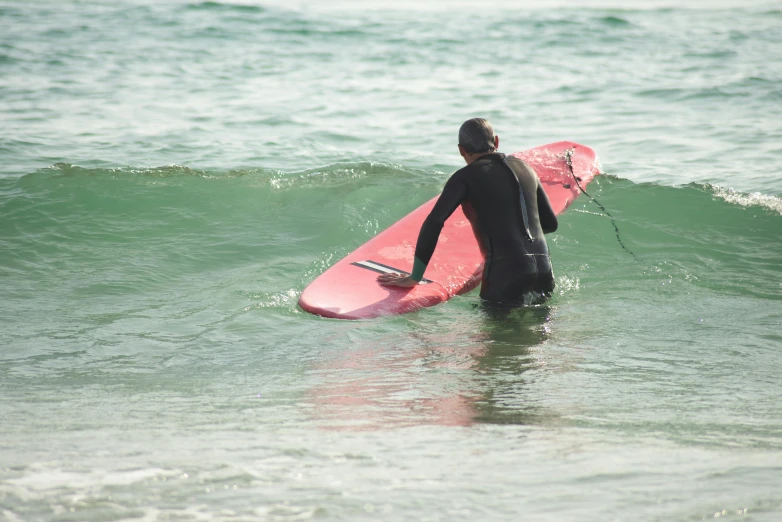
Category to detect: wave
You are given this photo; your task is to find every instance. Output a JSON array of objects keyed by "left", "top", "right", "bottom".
[
  {"left": 3, "top": 169, "right": 781, "bottom": 304},
  {"left": 185, "top": 1, "right": 266, "bottom": 13},
  {"left": 636, "top": 76, "right": 777, "bottom": 102},
  {"left": 557, "top": 177, "right": 782, "bottom": 300},
  {"left": 10, "top": 165, "right": 780, "bottom": 216},
  {"left": 598, "top": 15, "right": 633, "bottom": 26},
  {"left": 22, "top": 161, "right": 425, "bottom": 189},
  {"left": 709, "top": 184, "right": 782, "bottom": 216}
]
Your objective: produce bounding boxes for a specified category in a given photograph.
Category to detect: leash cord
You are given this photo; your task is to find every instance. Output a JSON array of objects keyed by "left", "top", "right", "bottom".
[{"left": 564, "top": 148, "right": 638, "bottom": 260}]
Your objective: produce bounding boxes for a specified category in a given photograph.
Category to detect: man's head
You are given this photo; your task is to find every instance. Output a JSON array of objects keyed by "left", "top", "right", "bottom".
[{"left": 458, "top": 118, "right": 499, "bottom": 164}]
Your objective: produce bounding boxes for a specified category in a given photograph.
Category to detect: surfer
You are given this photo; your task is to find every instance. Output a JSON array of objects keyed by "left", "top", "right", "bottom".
[{"left": 378, "top": 118, "right": 558, "bottom": 305}]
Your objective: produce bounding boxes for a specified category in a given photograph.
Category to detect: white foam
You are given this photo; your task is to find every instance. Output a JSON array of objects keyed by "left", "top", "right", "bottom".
[{"left": 712, "top": 186, "right": 782, "bottom": 215}]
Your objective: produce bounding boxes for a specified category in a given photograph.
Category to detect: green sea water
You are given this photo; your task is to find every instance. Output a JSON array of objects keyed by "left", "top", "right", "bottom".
[{"left": 2, "top": 1, "right": 782, "bottom": 520}]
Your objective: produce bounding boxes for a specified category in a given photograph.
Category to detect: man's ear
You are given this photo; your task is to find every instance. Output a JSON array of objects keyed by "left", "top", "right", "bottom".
[
  {"left": 458, "top": 144, "right": 467, "bottom": 158},
  {"left": 494, "top": 135, "right": 499, "bottom": 149}
]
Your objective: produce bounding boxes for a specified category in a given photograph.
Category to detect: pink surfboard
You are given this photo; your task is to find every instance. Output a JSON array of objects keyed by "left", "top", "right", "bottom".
[{"left": 299, "top": 142, "right": 600, "bottom": 319}]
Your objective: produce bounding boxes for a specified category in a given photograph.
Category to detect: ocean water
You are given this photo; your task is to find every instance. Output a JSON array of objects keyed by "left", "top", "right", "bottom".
[{"left": 2, "top": 0, "right": 782, "bottom": 520}]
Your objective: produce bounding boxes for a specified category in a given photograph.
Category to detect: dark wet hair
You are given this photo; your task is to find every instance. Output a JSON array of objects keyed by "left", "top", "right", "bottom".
[{"left": 458, "top": 118, "right": 496, "bottom": 154}]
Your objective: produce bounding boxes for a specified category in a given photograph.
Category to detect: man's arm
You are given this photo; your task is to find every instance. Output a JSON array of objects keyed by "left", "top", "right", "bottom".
[
  {"left": 537, "top": 181, "right": 558, "bottom": 234},
  {"left": 378, "top": 173, "right": 467, "bottom": 287}
]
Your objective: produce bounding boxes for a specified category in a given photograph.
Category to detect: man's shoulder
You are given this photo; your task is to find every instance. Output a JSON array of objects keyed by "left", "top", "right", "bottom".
[
  {"left": 504, "top": 155, "right": 538, "bottom": 178},
  {"left": 503, "top": 154, "right": 529, "bottom": 168},
  {"left": 448, "top": 162, "right": 475, "bottom": 179}
]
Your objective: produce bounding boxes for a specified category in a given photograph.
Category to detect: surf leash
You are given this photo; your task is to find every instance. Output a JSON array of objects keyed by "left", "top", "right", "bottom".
[{"left": 563, "top": 148, "right": 638, "bottom": 260}]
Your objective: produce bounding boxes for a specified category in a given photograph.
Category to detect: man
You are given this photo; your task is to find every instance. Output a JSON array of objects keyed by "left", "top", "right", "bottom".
[{"left": 378, "top": 118, "right": 558, "bottom": 305}]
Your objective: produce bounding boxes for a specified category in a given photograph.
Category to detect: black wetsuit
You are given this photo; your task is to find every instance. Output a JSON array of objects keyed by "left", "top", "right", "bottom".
[{"left": 413, "top": 153, "right": 558, "bottom": 304}]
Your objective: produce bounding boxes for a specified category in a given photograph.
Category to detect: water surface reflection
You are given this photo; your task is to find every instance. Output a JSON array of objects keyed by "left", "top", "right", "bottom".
[{"left": 308, "top": 304, "right": 558, "bottom": 429}]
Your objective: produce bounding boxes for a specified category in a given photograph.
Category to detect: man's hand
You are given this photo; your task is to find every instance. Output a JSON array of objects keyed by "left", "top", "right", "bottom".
[{"left": 377, "top": 272, "right": 418, "bottom": 288}]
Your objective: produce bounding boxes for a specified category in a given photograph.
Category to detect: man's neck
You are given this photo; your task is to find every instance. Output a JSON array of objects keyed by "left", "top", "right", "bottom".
[{"left": 464, "top": 150, "right": 497, "bottom": 165}]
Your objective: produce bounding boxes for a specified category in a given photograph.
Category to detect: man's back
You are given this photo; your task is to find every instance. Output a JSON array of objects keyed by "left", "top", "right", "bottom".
[{"left": 457, "top": 153, "right": 556, "bottom": 261}]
